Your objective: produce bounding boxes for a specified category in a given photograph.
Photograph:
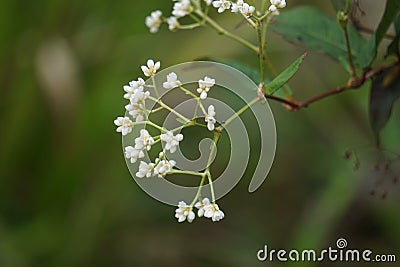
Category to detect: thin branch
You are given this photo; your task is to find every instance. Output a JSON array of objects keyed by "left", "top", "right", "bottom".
[
  {"left": 264, "top": 94, "right": 300, "bottom": 109},
  {"left": 264, "top": 60, "right": 400, "bottom": 110},
  {"left": 343, "top": 24, "right": 357, "bottom": 77}
]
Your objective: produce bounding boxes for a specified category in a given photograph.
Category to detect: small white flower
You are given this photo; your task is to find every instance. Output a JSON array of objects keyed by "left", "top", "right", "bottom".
[
  {"left": 167, "top": 16, "right": 180, "bottom": 31},
  {"left": 136, "top": 161, "right": 155, "bottom": 178},
  {"left": 194, "top": 197, "right": 211, "bottom": 217},
  {"left": 213, "top": 0, "right": 231, "bottom": 13},
  {"left": 125, "top": 88, "right": 150, "bottom": 122},
  {"left": 124, "top": 78, "right": 145, "bottom": 99},
  {"left": 154, "top": 159, "right": 176, "bottom": 177},
  {"left": 114, "top": 116, "right": 133, "bottom": 135},
  {"left": 269, "top": 0, "right": 286, "bottom": 15},
  {"left": 128, "top": 87, "right": 150, "bottom": 107},
  {"left": 141, "top": 59, "right": 161, "bottom": 77},
  {"left": 172, "top": 0, "right": 192, "bottom": 18},
  {"left": 175, "top": 201, "right": 195, "bottom": 223},
  {"left": 125, "top": 105, "right": 146, "bottom": 122},
  {"left": 270, "top": 0, "right": 286, "bottom": 8},
  {"left": 268, "top": 4, "right": 278, "bottom": 14},
  {"left": 163, "top": 72, "right": 182, "bottom": 89},
  {"left": 205, "top": 105, "right": 216, "bottom": 131},
  {"left": 231, "top": 0, "right": 244, "bottom": 13},
  {"left": 240, "top": 3, "right": 255, "bottom": 17},
  {"left": 160, "top": 131, "right": 183, "bottom": 153},
  {"left": 135, "top": 129, "right": 155, "bottom": 151},
  {"left": 129, "top": 78, "right": 146, "bottom": 89},
  {"left": 145, "top": 10, "right": 162, "bottom": 33},
  {"left": 124, "top": 146, "right": 145, "bottom": 163},
  {"left": 197, "top": 76, "right": 215, "bottom": 99},
  {"left": 204, "top": 0, "right": 213, "bottom": 6},
  {"left": 204, "top": 203, "right": 225, "bottom": 222}
]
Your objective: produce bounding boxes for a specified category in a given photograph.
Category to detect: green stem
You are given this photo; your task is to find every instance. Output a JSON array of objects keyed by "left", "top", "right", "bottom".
[
  {"left": 194, "top": 122, "right": 208, "bottom": 129},
  {"left": 207, "top": 170, "right": 216, "bottom": 203},
  {"left": 195, "top": 10, "right": 259, "bottom": 53},
  {"left": 343, "top": 25, "right": 356, "bottom": 77},
  {"left": 177, "top": 86, "right": 208, "bottom": 119},
  {"left": 262, "top": 17, "right": 270, "bottom": 53},
  {"left": 148, "top": 96, "right": 191, "bottom": 124},
  {"left": 240, "top": 13, "right": 257, "bottom": 29},
  {"left": 205, "top": 132, "right": 220, "bottom": 203},
  {"left": 199, "top": 99, "right": 207, "bottom": 116},
  {"left": 178, "top": 86, "right": 198, "bottom": 99},
  {"left": 150, "top": 106, "right": 164, "bottom": 113},
  {"left": 259, "top": 11, "right": 272, "bottom": 22},
  {"left": 219, "top": 97, "right": 259, "bottom": 130},
  {"left": 257, "top": 21, "right": 265, "bottom": 84},
  {"left": 190, "top": 174, "right": 206, "bottom": 206},
  {"left": 178, "top": 23, "right": 202, "bottom": 30},
  {"left": 170, "top": 169, "right": 205, "bottom": 177},
  {"left": 151, "top": 76, "right": 160, "bottom": 98},
  {"left": 146, "top": 121, "right": 166, "bottom": 132}
]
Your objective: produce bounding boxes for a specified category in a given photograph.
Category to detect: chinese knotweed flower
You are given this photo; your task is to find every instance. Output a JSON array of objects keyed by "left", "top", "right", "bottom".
[
  {"left": 212, "top": 0, "right": 231, "bottom": 13},
  {"left": 175, "top": 201, "right": 196, "bottom": 223},
  {"left": 197, "top": 76, "right": 215, "bottom": 100},
  {"left": 145, "top": 10, "right": 163, "bottom": 33},
  {"left": 114, "top": 116, "right": 134, "bottom": 136},
  {"left": 144, "top": 0, "right": 287, "bottom": 34},
  {"left": 114, "top": 59, "right": 226, "bottom": 223},
  {"left": 269, "top": 0, "right": 286, "bottom": 15},
  {"left": 174, "top": 197, "right": 225, "bottom": 223},
  {"left": 172, "top": 0, "right": 193, "bottom": 18},
  {"left": 205, "top": 105, "right": 216, "bottom": 131},
  {"left": 163, "top": 72, "right": 182, "bottom": 89},
  {"left": 141, "top": 59, "right": 161, "bottom": 77},
  {"left": 160, "top": 131, "right": 184, "bottom": 153}
]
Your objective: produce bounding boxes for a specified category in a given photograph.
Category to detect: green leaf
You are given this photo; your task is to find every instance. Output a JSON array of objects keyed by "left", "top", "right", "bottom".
[
  {"left": 221, "top": 60, "right": 293, "bottom": 98},
  {"left": 375, "top": 0, "right": 400, "bottom": 47},
  {"left": 386, "top": 14, "right": 400, "bottom": 58},
  {"left": 369, "top": 65, "right": 400, "bottom": 144},
  {"left": 264, "top": 53, "right": 306, "bottom": 95},
  {"left": 271, "top": 7, "right": 376, "bottom": 69}
]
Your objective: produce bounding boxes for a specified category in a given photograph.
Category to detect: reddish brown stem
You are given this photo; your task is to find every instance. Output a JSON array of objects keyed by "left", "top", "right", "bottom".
[{"left": 264, "top": 60, "right": 400, "bottom": 111}]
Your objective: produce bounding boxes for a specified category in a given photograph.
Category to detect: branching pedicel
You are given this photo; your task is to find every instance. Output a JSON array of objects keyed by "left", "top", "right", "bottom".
[{"left": 114, "top": 59, "right": 255, "bottom": 223}]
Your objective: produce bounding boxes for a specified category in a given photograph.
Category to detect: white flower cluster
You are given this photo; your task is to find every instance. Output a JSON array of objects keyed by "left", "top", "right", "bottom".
[
  {"left": 145, "top": 0, "right": 288, "bottom": 34},
  {"left": 145, "top": 0, "right": 196, "bottom": 33},
  {"left": 213, "top": 0, "right": 255, "bottom": 17},
  {"left": 195, "top": 76, "right": 217, "bottom": 131},
  {"left": 114, "top": 59, "right": 223, "bottom": 223},
  {"left": 268, "top": 0, "right": 286, "bottom": 15},
  {"left": 175, "top": 197, "right": 225, "bottom": 223},
  {"left": 114, "top": 59, "right": 179, "bottom": 180},
  {"left": 114, "top": 116, "right": 134, "bottom": 136},
  {"left": 145, "top": 11, "right": 163, "bottom": 33},
  {"left": 114, "top": 61, "right": 157, "bottom": 136},
  {"left": 124, "top": 65, "right": 154, "bottom": 123}
]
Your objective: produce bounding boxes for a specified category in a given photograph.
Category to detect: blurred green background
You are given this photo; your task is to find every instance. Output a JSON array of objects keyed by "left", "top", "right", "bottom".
[{"left": 0, "top": 0, "right": 399, "bottom": 266}]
